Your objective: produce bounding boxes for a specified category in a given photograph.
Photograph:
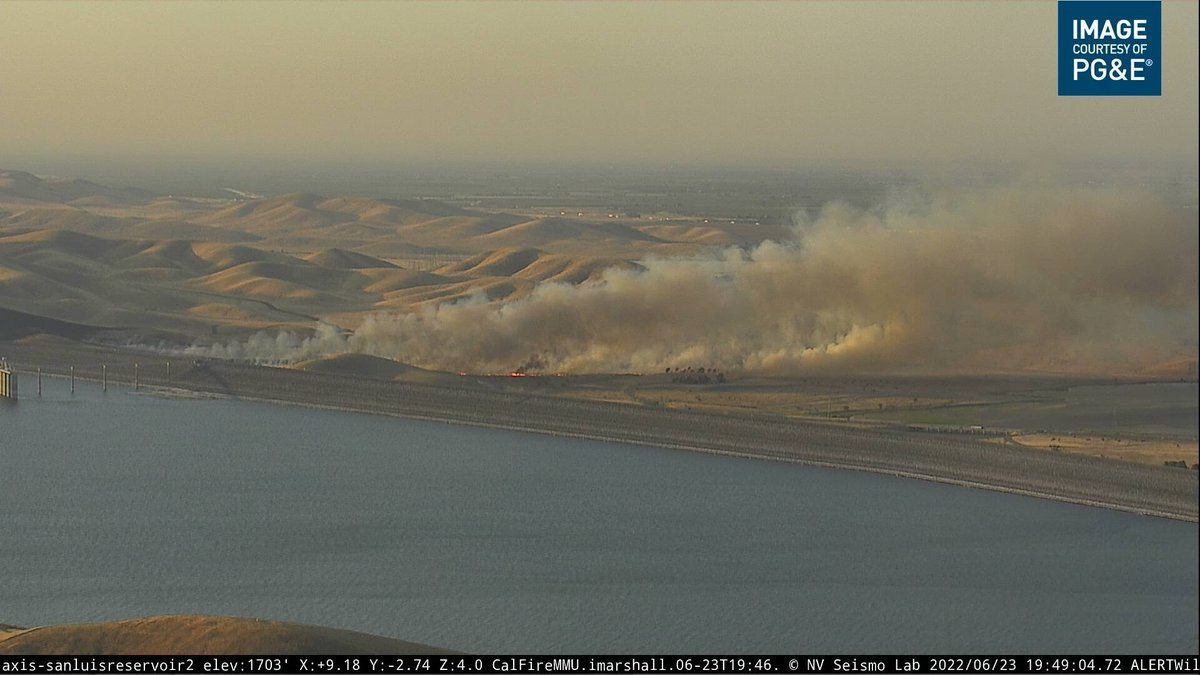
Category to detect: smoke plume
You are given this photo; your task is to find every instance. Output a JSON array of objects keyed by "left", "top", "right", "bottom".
[{"left": 192, "top": 184, "right": 1199, "bottom": 376}]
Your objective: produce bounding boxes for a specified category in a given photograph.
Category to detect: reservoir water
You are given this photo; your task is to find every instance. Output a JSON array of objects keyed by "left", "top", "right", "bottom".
[{"left": 1, "top": 378, "right": 1196, "bottom": 653}]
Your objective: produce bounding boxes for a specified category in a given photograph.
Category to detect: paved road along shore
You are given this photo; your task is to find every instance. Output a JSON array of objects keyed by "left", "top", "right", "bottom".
[{"left": 3, "top": 337, "right": 1196, "bottom": 522}]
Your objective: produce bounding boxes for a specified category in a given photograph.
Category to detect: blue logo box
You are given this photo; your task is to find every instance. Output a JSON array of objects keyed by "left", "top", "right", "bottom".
[{"left": 1058, "top": 0, "right": 1161, "bottom": 96}]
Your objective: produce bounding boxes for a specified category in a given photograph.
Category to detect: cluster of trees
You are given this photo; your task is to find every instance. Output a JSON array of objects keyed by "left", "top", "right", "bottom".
[{"left": 664, "top": 366, "right": 726, "bottom": 385}]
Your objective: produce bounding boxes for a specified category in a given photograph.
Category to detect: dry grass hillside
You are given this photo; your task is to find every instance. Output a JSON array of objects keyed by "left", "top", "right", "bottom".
[
  {"left": 1, "top": 169, "right": 761, "bottom": 340},
  {"left": 0, "top": 616, "right": 452, "bottom": 655}
]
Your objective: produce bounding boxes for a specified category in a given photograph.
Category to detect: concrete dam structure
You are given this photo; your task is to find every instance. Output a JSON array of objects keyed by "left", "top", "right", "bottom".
[{"left": 0, "top": 358, "right": 16, "bottom": 400}]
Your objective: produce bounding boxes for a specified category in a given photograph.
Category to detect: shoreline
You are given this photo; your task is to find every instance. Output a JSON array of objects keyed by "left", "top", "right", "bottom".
[
  {"left": 3, "top": 336, "right": 1197, "bottom": 523},
  {"left": 130, "top": 383, "right": 1200, "bottom": 522}
]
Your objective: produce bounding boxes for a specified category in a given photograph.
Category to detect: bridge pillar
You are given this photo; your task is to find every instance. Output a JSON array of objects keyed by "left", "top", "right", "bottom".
[{"left": 0, "top": 360, "right": 16, "bottom": 400}]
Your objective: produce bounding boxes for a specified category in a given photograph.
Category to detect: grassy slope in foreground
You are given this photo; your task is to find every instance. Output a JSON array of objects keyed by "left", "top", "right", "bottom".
[{"left": 0, "top": 616, "right": 453, "bottom": 655}]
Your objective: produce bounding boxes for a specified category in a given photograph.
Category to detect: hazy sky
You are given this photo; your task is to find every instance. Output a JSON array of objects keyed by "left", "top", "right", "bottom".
[{"left": 1, "top": 1, "right": 1197, "bottom": 166}]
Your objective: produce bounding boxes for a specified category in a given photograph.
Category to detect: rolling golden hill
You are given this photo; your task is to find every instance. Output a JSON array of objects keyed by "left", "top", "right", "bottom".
[
  {"left": 0, "top": 616, "right": 452, "bottom": 655},
  {"left": 0, "top": 168, "right": 772, "bottom": 343}
]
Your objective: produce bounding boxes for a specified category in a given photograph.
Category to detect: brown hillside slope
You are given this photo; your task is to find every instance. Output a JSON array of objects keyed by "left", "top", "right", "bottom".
[
  {"left": 0, "top": 616, "right": 453, "bottom": 655},
  {"left": 0, "top": 306, "right": 102, "bottom": 340},
  {"left": 294, "top": 353, "right": 429, "bottom": 379},
  {"left": 0, "top": 169, "right": 154, "bottom": 205},
  {"left": 305, "top": 247, "right": 398, "bottom": 269}
]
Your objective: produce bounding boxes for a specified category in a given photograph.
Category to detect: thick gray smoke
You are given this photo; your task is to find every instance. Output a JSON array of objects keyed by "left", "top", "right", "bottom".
[{"left": 193, "top": 185, "right": 1199, "bottom": 376}]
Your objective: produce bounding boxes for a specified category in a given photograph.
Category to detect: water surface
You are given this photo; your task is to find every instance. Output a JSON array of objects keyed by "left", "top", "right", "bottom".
[{"left": 1, "top": 377, "right": 1196, "bottom": 653}]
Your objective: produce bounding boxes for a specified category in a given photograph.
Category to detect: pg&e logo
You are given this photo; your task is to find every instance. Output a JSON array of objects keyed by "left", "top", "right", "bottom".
[{"left": 1058, "top": 0, "right": 1161, "bottom": 96}]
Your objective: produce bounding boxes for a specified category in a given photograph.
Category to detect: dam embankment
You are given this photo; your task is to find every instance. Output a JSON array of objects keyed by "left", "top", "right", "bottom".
[{"left": 2, "top": 336, "right": 1196, "bottom": 522}]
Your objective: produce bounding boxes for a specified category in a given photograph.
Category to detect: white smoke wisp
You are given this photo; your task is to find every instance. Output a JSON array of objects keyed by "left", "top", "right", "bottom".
[
  {"left": 185, "top": 322, "right": 350, "bottom": 363},
  {"left": 194, "top": 184, "right": 1199, "bottom": 376}
]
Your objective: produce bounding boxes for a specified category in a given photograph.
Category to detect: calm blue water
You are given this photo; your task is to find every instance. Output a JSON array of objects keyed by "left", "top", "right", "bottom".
[{"left": 1, "top": 377, "right": 1196, "bottom": 653}]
